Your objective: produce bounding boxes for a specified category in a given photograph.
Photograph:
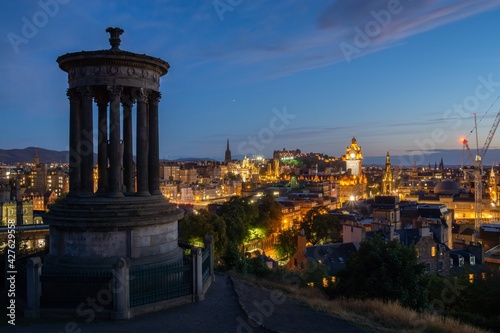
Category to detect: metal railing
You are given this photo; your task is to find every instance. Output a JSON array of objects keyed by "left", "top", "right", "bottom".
[{"left": 129, "top": 260, "right": 192, "bottom": 308}]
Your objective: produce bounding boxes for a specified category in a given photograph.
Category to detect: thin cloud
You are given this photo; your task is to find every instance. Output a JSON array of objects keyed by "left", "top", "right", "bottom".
[{"left": 203, "top": 0, "right": 500, "bottom": 78}]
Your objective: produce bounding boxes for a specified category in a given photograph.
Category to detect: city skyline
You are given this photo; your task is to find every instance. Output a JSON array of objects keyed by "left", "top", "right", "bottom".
[{"left": 2, "top": 1, "right": 500, "bottom": 165}]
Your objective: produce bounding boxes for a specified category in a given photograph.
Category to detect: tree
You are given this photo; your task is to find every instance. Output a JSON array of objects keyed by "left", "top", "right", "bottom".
[
  {"left": 222, "top": 241, "right": 248, "bottom": 273},
  {"left": 300, "top": 209, "right": 341, "bottom": 245},
  {"left": 447, "top": 270, "right": 500, "bottom": 319},
  {"left": 274, "top": 228, "right": 298, "bottom": 259},
  {"left": 254, "top": 193, "right": 283, "bottom": 235},
  {"left": 217, "top": 196, "right": 258, "bottom": 245},
  {"left": 224, "top": 172, "right": 242, "bottom": 181},
  {"left": 335, "top": 236, "right": 429, "bottom": 311},
  {"left": 223, "top": 208, "right": 248, "bottom": 245},
  {"left": 178, "top": 210, "right": 227, "bottom": 256}
]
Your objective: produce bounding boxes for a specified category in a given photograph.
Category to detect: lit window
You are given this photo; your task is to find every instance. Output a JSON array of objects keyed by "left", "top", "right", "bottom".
[
  {"left": 307, "top": 282, "right": 314, "bottom": 287},
  {"left": 416, "top": 248, "right": 420, "bottom": 258},
  {"left": 468, "top": 273, "right": 474, "bottom": 283},
  {"left": 431, "top": 246, "right": 436, "bottom": 257},
  {"left": 331, "top": 276, "right": 336, "bottom": 283},
  {"left": 323, "top": 278, "right": 328, "bottom": 288}
]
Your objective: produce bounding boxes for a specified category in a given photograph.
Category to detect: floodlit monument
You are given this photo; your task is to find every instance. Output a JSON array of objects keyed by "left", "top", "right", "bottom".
[{"left": 20, "top": 27, "right": 214, "bottom": 320}]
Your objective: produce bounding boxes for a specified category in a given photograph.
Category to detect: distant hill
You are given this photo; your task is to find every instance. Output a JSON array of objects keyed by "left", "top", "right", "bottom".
[
  {"left": 3, "top": 147, "right": 500, "bottom": 166},
  {"left": 170, "top": 157, "right": 217, "bottom": 162},
  {"left": 0, "top": 147, "right": 69, "bottom": 164},
  {"left": 365, "top": 148, "right": 500, "bottom": 167},
  {"left": 0, "top": 147, "right": 218, "bottom": 165}
]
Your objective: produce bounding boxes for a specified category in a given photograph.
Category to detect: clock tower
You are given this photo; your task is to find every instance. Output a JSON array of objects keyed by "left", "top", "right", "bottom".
[{"left": 344, "top": 136, "right": 363, "bottom": 176}]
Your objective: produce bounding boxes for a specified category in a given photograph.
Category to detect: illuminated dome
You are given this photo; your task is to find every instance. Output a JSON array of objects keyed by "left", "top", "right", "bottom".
[{"left": 434, "top": 179, "right": 461, "bottom": 195}]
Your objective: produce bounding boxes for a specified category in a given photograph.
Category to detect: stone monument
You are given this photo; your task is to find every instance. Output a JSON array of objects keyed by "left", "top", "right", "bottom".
[{"left": 43, "top": 27, "right": 183, "bottom": 292}]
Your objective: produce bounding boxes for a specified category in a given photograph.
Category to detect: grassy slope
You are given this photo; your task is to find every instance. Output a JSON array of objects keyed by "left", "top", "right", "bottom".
[{"left": 239, "top": 274, "right": 491, "bottom": 333}]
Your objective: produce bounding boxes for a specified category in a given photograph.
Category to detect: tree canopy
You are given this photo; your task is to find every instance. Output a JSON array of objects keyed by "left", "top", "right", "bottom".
[
  {"left": 178, "top": 209, "right": 227, "bottom": 256},
  {"left": 273, "top": 227, "right": 298, "bottom": 260},
  {"left": 254, "top": 193, "right": 283, "bottom": 235},
  {"left": 300, "top": 208, "right": 341, "bottom": 245},
  {"left": 335, "top": 236, "right": 429, "bottom": 310},
  {"left": 217, "top": 197, "right": 257, "bottom": 244}
]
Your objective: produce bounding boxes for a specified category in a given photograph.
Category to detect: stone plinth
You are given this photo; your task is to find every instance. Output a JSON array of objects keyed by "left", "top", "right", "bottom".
[{"left": 44, "top": 195, "right": 183, "bottom": 268}]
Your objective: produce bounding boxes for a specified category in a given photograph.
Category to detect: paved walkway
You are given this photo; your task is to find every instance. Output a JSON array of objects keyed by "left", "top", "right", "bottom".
[
  {"left": 7, "top": 274, "right": 366, "bottom": 333},
  {"left": 232, "top": 276, "right": 367, "bottom": 333}
]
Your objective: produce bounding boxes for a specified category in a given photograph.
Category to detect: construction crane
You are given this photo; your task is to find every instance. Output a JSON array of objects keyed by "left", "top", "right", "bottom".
[{"left": 461, "top": 110, "right": 500, "bottom": 232}]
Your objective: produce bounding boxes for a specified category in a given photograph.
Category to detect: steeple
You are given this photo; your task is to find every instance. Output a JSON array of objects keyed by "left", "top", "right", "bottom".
[
  {"left": 34, "top": 148, "right": 40, "bottom": 165},
  {"left": 382, "top": 151, "right": 394, "bottom": 195},
  {"left": 224, "top": 138, "right": 231, "bottom": 163},
  {"left": 385, "top": 151, "right": 391, "bottom": 170}
]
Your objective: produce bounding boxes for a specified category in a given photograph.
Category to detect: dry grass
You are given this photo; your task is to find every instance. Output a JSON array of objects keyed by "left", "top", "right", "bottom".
[{"left": 238, "top": 274, "right": 491, "bottom": 333}]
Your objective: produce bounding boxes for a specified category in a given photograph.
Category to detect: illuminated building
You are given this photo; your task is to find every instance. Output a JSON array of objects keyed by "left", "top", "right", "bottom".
[
  {"left": 273, "top": 148, "right": 302, "bottom": 161},
  {"left": 488, "top": 166, "right": 498, "bottom": 207},
  {"left": 46, "top": 167, "right": 69, "bottom": 197},
  {"left": 381, "top": 151, "right": 395, "bottom": 195},
  {"left": 343, "top": 136, "right": 362, "bottom": 177},
  {"left": 27, "top": 149, "right": 47, "bottom": 191},
  {"left": 338, "top": 136, "right": 367, "bottom": 204},
  {"left": 0, "top": 200, "right": 34, "bottom": 226}
]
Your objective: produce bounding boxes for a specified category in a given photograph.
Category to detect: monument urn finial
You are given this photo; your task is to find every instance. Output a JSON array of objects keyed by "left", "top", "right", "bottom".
[{"left": 106, "top": 27, "right": 124, "bottom": 50}]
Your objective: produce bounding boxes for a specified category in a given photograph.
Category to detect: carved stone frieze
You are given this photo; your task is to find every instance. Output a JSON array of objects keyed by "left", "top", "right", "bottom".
[{"left": 66, "top": 64, "right": 162, "bottom": 91}]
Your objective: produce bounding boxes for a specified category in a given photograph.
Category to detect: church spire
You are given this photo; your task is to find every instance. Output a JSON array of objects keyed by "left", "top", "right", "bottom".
[
  {"left": 382, "top": 151, "right": 394, "bottom": 195},
  {"left": 224, "top": 139, "right": 231, "bottom": 163},
  {"left": 34, "top": 147, "right": 40, "bottom": 165},
  {"left": 385, "top": 151, "right": 391, "bottom": 170}
]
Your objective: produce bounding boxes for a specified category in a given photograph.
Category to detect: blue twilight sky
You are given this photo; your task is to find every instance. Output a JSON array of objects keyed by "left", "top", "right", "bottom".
[{"left": 2, "top": 0, "right": 500, "bottom": 165}]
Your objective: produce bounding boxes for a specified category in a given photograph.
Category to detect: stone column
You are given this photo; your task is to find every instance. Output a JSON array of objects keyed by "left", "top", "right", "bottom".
[
  {"left": 122, "top": 93, "right": 134, "bottom": 194},
  {"left": 136, "top": 88, "right": 150, "bottom": 196},
  {"left": 112, "top": 257, "right": 130, "bottom": 320},
  {"left": 78, "top": 86, "right": 94, "bottom": 196},
  {"left": 67, "top": 89, "right": 81, "bottom": 196},
  {"left": 204, "top": 235, "right": 215, "bottom": 282},
  {"left": 108, "top": 85, "right": 123, "bottom": 197},
  {"left": 95, "top": 91, "right": 109, "bottom": 194},
  {"left": 148, "top": 92, "right": 161, "bottom": 195},
  {"left": 25, "top": 257, "right": 41, "bottom": 319},
  {"left": 192, "top": 247, "right": 203, "bottom": 302}
]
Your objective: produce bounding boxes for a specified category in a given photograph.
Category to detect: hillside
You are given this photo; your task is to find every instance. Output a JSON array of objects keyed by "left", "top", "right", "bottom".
[{"left": 0, "top": 147, "right": 69, "bottom": 164}]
